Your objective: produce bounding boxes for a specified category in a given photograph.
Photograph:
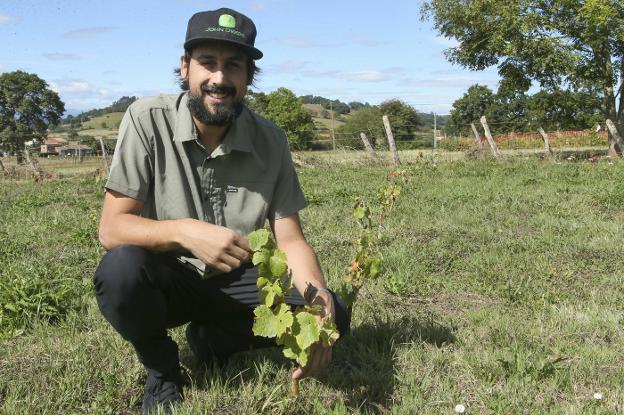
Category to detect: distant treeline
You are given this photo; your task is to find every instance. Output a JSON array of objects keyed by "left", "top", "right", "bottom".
[
  {"left": 62, "top": 93, "right": 448, "bottom": 130},
  {"left": 61, "top": 96, "right": 138, "bottom": 125},
  {"left": 300, "top": 94, "right": 448, "bottom": 128}
]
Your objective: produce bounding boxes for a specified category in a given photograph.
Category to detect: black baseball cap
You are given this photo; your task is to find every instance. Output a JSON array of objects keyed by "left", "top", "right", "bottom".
[{"left": 184, "top": 8, "right": 263, "bottom": 60}]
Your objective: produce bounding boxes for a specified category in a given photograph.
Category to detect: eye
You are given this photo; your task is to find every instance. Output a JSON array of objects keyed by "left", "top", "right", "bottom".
[
  {"left": 198, "top": 59, "right": 216, "bottom": 68},
  {"left": 227, "top": 61, "right": 242, "bottom": 70}
]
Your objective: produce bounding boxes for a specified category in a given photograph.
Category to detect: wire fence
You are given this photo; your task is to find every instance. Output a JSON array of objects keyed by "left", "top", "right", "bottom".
[{"left": 1, "top": 118, "right": 614, "bottom": 159}]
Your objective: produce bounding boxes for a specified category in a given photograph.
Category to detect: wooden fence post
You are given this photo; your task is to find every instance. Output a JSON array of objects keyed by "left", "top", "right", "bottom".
[
  {"left": 0, "top": 157, "right": 5, "bottom": 173},
  {"left": 470, "top": 123, "right": 483, "bottom": 150},
  {"left": 382, "top": 115, "right": 401, "bottom": 165},
  {"left": 23, "top": 149, "right": 43, "bottom": 179},
  {"left": 479, "top": 116, "right": 501, "bottom": 158},
  {"left": 537, "top": 127, "right": 553, "bottom": 156},
  {"left": 606, "top": 119, "right": 624, "bottom": 155},
  {"left": 360, "top": 133, "right": 377, "bottom": 160},
  {"left": 99, "top": 137, "right": 109, "bottom": 173}
]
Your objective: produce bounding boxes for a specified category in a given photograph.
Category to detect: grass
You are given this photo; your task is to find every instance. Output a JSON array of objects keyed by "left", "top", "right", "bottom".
[{"left": 1, "top": 154, "right": 624, "bottom": 414}]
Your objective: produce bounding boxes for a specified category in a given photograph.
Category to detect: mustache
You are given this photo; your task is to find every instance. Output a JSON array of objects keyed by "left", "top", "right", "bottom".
[{"left": 201, "top": 84, "right": 236, "bottom": 96}]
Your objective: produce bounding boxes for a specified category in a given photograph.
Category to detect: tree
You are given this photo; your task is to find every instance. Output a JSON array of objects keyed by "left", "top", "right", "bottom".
[
  {"left": 245, "top": 90, "right": 268, "bottom": 115},
  {"left": 348, "top": 101, "right": 369, "bottom": 111},
  {"left": 264, "top": 88, "right": 315, "bottom": 150},
  {"left": 336, "top": 106, "right": 384, "bottom": 149},
  {"left": 422, "top": 0, "right": 624, "bottom": 154},
  {"left": 447, "top": 83, "right": 604, "bottom": 135},
  {"left": 0, "top": 71, "right": 65, "bottom": 163},
  {"left": 526, "top": 89, "right": 603, "bottom": 131},
  {"left": 446, "top": 84, "right": 497, "bottom": 135},
  {"left": 378, "top": 99, "right": 422, "bottom": 141}
]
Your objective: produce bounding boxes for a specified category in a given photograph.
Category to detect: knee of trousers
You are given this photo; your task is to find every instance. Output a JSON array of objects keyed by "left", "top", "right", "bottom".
[{"left": 93, "top": 245, "right": 154, "bottom": 312}]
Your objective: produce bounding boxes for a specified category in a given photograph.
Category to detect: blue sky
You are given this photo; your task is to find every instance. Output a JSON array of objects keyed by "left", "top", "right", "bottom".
[{"left": 0, "top": 0, "right": 500, "bottom": 115}]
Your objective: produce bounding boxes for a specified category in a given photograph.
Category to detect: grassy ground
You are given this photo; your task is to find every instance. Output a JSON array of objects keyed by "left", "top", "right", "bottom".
[{"left": 1, "top": 154, "right": 623, "bottom": 414}]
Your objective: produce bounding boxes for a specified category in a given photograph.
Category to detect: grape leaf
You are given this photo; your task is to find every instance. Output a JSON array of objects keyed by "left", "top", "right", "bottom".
[
  {"left": 252, "top": 248, "right": 271, "bottom": 266},
  {"left": 320, "top": 319, "right": 340, "bottom": 346},
  {"left": 280, "top": 269, "right": 293, "bottom": 292},
  {"left": 249, "top": 229, "right": 271, "bottom": 251},
  {"left": 257, "top": 276, "right": 270, "bottom": 289},
  {"left": 252, "top": 303, "right": 293, "bottom": 338},
  {"left": 259, "top": 281, "right": 283, "bottom": 307},
  {"left": 294, "top": 311, "right": 320, "bottom": 350},
  {"left": 281, "top": 333, "right": 308, "bottom": 366},
  {"left": 364, "top": 256, "right": 381, "bottom": 279},
  {"left": 354, "top": 206, "right": 366, "bottom": 219},
  {"left": 269, "top": 249, "right": 288, "bottom": 277}
]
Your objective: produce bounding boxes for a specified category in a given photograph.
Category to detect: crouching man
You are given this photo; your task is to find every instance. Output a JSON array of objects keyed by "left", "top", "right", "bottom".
[{"left": 93, "top": 8, "right": 350, "bottom": 414}]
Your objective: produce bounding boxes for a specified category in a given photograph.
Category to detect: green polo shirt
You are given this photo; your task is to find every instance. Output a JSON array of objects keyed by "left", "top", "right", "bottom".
[{"left": 106, "top": 92, "right": 307, "bottom": 276}]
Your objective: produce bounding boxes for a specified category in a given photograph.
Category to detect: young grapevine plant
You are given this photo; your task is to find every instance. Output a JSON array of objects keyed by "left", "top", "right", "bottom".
[
  {"left": 248, "top": 229, "right": 339, "bottom": 371},
  {"left": 249, "top": 169, "right": 405, "bottom": 396},
  {"left": 338, "top": 170, "right": 405, "bottom": 308}
]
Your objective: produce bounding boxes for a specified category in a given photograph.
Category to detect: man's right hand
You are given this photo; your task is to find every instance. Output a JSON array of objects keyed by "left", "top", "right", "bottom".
[{"left": 178, "top": 219, "right": 250, "bottom": 273}]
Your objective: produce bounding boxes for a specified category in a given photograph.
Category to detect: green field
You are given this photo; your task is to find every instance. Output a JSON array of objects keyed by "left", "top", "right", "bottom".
[
  {"left": 1, "top": 154, "right": 623, "bottom": 414},
  {"left": 79, "top": 112, "right": 125, "bottom": 131}
]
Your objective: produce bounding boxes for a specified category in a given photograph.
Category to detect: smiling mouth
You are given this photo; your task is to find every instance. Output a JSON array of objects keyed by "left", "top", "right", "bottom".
[
  {"left": 202, "top": 85, "right": 235, "bottom": 101},
  {"left": 206, "top": 91, "right": 230, "bottom": 100}
]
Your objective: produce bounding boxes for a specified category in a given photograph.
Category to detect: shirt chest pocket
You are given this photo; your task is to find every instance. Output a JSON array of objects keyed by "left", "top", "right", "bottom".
[{"left": 212, "top": 181, "right": 274, "bottom": 236}]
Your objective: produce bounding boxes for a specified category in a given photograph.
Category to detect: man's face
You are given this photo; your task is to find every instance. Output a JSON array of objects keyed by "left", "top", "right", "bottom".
[{"left": 180, "top": 42, "right": 249, "bottom": 126}]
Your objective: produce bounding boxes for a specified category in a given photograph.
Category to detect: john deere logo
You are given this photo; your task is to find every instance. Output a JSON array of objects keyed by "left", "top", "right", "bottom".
[{"left": 219, "top": 14, "right": 236, "bottom": 28}]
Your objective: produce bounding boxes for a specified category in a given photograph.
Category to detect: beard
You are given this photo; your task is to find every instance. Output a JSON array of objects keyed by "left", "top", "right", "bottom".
[{"left": 187, "top": 84, "right": 244, "bottom": 126}]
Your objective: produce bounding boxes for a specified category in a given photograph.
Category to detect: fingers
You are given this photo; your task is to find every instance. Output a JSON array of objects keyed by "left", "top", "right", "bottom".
[
  {"left": 291, "top": 366, "right": 304, "bottom": 381},
  {"left": 235, "top": 234, "right": 250, "bottom": 252}
]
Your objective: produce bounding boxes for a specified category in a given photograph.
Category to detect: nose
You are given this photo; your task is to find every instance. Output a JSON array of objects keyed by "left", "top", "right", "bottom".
[{"left": 210, "top": 66, "right": 226, "bottom": 84}]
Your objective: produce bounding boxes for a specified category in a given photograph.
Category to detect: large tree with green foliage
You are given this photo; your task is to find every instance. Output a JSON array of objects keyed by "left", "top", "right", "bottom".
[
  {"left": 446, "top": 84, "right": 497, "bottom": 135},
  {"left": 447, "top": 84, "right": 604, "bottom": 135},
  {"left": 336, "top": 106, "right": 384, "bottom": 149},
  {"left": 422, "top": 0, "right": 624, "bottom": 154},
  {"left": 263, "top": 87, "right": 315, "bottom": 150},
  {"left": 0, "top": 71, "right": 65, "bottom": 163},
  {"left": 379, "top": 99, "right": 422, "bottom": 141}
]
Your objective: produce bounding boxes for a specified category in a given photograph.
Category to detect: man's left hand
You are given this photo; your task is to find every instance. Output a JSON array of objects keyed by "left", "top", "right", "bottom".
[{"left": 291, "top": 288, "right": 335, "bottom": 380}]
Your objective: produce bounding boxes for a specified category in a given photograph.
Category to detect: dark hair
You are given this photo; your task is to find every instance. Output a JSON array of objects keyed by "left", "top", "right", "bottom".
[{"left": 174, "top": 48, "right": 260, "bottom": 90}]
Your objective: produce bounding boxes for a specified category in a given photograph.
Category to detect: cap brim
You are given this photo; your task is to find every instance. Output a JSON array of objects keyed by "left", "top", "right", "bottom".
[{"left": 184, "top": 38, "right": 263, "bottom": 60}]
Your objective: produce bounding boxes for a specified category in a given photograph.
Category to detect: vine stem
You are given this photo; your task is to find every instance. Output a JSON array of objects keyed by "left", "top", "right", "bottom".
[{"left": 291, "top": 379, "right": 299, "bottom": 398}]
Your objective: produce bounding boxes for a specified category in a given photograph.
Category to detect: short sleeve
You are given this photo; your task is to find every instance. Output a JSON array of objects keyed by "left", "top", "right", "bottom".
[
  {"left": 105, "top": 106, "right": 154, "bottom": 201},
  {"left": 268, "top": 137, "right": 308, "bottom": 221}
]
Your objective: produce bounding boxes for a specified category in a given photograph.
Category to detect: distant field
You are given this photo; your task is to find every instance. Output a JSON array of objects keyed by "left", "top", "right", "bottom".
[
  {"left": 303, "top": 103, "right": 347, "bottom": 130},
  {"left": 79, "top": 112, "right": 124, "bottom": 131}
]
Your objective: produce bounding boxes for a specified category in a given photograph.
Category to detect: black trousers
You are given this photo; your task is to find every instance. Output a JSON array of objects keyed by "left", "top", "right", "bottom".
[{"left": 93, "top": 245, "right": 351, "bottom": 376}]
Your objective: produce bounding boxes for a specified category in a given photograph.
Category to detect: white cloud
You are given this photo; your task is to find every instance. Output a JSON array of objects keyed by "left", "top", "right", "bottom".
[
  {"left": 0, "top": 15, "right": 17, "bottom": 24},
  {"left": 301, "top": 69, "right": 341, "bottom": 78},
  {"left": 62, "top": 27, "right": 116, "bottom": 39},
  {"left": 56, "top": 80, "right": 92, "bottom": 93},
  {"left": 341, "top": 70, "right": 386, "bottom": 82},
  {"left": 274, "top": 60, "right": 308, "bottom": 73},
  {"left": 398, "top": 76, "right": 497, "bottom": 88},
  {"left": 350, "top": 34, "right": 386, "bottom": 48},
  {"left": 43, "top": 53, "right": 80, "bottom": 61},
  {"left": 298, "top": 69, "right": 392, "bottom": 83}
]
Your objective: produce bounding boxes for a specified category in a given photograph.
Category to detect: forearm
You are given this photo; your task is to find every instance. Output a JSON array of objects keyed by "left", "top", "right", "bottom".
[
  {"left": 99, "top": 213, "right": 192, "bottom": 252},
  {"left": 278, "top": 239, "right": 327, "bottom": 297}
]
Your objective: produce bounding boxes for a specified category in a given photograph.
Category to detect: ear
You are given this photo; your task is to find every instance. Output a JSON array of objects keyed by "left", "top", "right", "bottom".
[{"left": 179, "top": 55, "right": 189, "bottom": 79}]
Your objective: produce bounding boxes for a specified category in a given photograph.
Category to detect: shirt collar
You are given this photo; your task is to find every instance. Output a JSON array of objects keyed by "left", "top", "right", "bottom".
[{"left": 174, "top": 92, "right": 255, "bottom": 155}]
